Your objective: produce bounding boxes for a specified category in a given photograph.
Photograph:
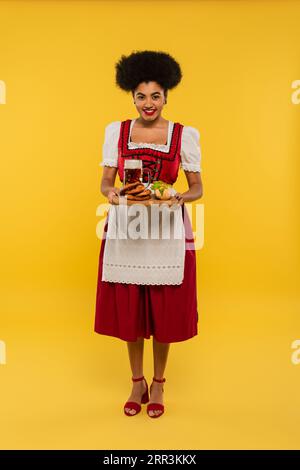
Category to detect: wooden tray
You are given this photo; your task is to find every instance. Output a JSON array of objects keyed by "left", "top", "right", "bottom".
[{"left": 112, "top": 193, "right": 176, "bottom": 206}]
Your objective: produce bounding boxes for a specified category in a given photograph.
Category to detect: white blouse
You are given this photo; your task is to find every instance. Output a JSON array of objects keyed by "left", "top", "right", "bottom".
[{"left": 99, "top": 119, "right": 202, "bottom": 172}]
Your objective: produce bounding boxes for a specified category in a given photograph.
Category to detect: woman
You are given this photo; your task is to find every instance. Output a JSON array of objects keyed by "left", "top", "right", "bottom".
[{"left": 94, "top": 50, "right": 203, "bottom": 418}]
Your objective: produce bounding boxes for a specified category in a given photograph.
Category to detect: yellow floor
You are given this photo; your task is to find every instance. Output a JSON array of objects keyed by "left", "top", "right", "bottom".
[{"left": 1, "top": 287, "right": 299, "bottom": 450}]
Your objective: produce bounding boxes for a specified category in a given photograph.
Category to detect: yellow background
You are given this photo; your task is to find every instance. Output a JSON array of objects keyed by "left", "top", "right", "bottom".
[{"left": 0, "top": 0, "right": 300, "bottom": 450}]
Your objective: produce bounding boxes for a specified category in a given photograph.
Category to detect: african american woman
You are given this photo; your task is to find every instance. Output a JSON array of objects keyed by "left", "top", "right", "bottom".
[{"left": 94, "top": 50, "right": 203, "bottom": 418}]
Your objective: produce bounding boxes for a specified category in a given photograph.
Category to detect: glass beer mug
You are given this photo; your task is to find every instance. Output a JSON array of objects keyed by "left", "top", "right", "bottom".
[{"left": 123, "top": 159, "right": 152, "bottom": 188}]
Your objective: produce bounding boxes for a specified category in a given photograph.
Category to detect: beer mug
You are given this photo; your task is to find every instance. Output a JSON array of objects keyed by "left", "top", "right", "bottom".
[{"left": 123, "top": 159, "right": 152, "bottom": 188}]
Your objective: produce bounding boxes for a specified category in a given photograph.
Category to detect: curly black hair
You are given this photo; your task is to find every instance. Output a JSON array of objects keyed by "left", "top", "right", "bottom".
[{"left": 115, "top": 50, "right": 182, "bottom": 94}]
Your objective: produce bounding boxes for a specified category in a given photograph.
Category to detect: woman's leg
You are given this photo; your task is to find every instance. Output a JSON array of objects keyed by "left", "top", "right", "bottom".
[
  {"left": 148, "top": 337, "right": 170, "bottom": 416},
  {"left": 125, "top": 336, "right": 147, "bottom": 415}
]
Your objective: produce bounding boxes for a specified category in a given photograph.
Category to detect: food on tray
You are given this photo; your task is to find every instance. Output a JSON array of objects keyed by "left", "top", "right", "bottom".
[
  {"left": 126, "top": 188, "right": 152, "bottom": 201},
  {"left": 119, "top": 181, "right": 141, "bottom": 195},
  {"left": 135, "top": 188, "right": 151, "bottom": 197},
  {"left": 151, "top": 180, "right": 172, "bottom": 200},
  {"left": 119, "top": 180, "right": 152, "bottom": 201},
  {"left": 155, "top": 188, "right": 171, "bottom": 200},
  {"left": 116, "top": 180, "right": 175, "bottom": 203},
  {"left": 127, "top": 194, "right": 151, "bottom": 201},
  {"left": 126, "top": 184, "right": 145, "bottom": 195}
]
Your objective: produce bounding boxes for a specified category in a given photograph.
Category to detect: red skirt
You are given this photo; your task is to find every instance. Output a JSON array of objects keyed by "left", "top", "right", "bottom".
[{"left": 94, "top": 204, "right": 199, "bottom": 343}]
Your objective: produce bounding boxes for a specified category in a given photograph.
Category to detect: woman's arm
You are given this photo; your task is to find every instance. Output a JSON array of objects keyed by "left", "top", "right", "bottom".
[
  {"left": 101, "top": 166, "right": 120, "bottom": 204},
  {"left": 171, "top": 171, "right": 203, "bottom": 206},
  {"left": 182, "top": 171, "right": 203, "bottom": 202}
]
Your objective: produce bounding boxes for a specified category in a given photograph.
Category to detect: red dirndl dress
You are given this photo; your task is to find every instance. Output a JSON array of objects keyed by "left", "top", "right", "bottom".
[{"left": 94, "top": 119, "right": 199, "bottom": 343}]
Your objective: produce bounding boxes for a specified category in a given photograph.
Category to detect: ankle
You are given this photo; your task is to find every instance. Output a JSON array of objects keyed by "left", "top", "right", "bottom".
[
  {"left": 150, "top": 382, "right": 164, "bottom": 393},
  {"left": 133, "top": 380, "right": 145, "bottom": 386},
  {"left": 132, "top": 378, "right": 146, "bottom": 388}
]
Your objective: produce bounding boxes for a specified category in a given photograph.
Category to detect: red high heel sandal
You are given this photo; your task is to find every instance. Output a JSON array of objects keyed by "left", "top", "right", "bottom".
[
  {"left": 123, "top": 375, "right": 149, "bottom": 416},
  {"left": 147, "top": 377, "right": 166, "bottom": 418}
]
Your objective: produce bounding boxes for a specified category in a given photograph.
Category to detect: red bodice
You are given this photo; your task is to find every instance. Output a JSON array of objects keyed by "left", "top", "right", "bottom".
[{"left": 117, "top": 119, "right": 184, "bottom": 185}]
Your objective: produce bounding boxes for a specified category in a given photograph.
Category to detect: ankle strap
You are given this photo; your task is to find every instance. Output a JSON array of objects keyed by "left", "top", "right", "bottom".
[
  {"left": 153, "top": 377, "right": 166, "bottom": 383},
  {"left": 132, "top": 375, "right": 144, "bottom": 382}
]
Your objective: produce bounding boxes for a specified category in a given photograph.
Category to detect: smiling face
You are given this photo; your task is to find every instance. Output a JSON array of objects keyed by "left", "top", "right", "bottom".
[{"left": 132, "top": 81, "right": 167, "bottom": 122}]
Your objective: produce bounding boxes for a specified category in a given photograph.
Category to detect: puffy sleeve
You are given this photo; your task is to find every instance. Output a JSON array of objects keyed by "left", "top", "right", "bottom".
[
  {"left": 180, "top": 126, "right": 202, "bottom": 172},
  {"left": 99, "top": 121, "right": 121, "bottom": 167}
]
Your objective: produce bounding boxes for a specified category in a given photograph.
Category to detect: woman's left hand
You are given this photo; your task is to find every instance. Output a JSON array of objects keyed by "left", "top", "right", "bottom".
[{"left": 169, "top": 192, "right": 184, "bottom": 206}]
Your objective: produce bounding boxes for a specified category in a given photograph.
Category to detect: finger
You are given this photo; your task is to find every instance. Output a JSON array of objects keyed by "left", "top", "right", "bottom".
[{"left": 108, "top": 194, "right": 116, "bottom": 203}]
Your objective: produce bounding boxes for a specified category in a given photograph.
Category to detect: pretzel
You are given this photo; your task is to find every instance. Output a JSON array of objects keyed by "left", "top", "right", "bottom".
[
  {"left": 119, "top": 180, "right": 141, "bottom": 195},
  {"left": 126, "top": 184, "right": 145, "bottom": 195},
  {"left": 126, "top": 193, "right": 151, "bottom": 201},
  {"left": 134, "top": 189, "right": 151, "bottom": 197}
]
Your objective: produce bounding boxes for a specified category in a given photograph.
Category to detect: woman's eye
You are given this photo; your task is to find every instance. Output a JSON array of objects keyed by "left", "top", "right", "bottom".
[{"left": 136, "top": 96, "right": 160, "bottom": 100}]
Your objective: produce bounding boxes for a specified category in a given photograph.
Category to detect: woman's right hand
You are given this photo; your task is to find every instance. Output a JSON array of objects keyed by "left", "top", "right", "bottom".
[{"left": 107, "top": 187, "right": 120, "bottom": 204}]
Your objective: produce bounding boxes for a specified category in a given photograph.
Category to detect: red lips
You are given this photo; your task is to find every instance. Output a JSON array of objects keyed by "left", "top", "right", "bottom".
[{"left": 143, "top": 109, "right": 156, "bottom": 115}]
